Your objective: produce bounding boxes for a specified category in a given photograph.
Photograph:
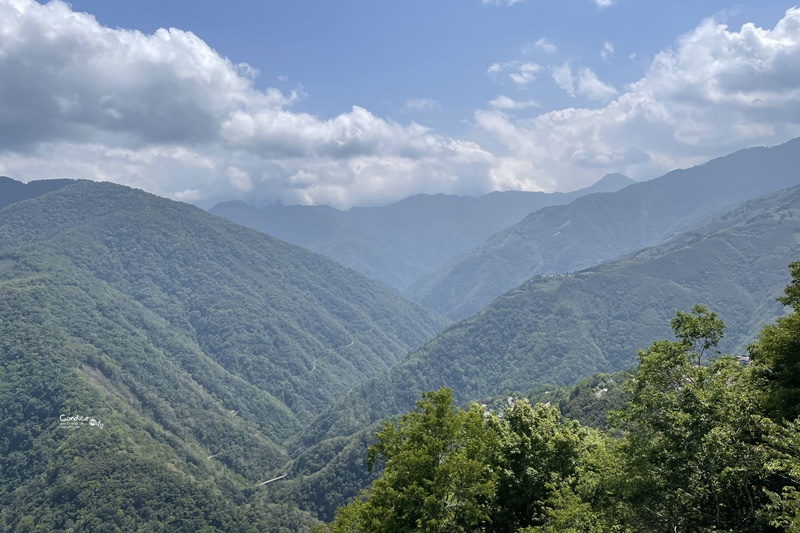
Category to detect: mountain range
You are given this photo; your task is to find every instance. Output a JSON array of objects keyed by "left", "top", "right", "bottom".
[
  {"left": 411, "top": 138, "right": 800, "bottom": 318},
  {"left": 2, "top": 138, "right": 800, "bottom": 531},
  {"left": 209, "top": 173, "right": 635, "bottom": 292},
  {"left": 280, "top": 184, "right": 800, "bottom": 518}
]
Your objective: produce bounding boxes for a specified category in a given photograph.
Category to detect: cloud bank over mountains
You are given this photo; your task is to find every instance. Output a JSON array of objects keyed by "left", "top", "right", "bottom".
[{"left": 1, "top": 0, "right": 799, "bottom": 208}]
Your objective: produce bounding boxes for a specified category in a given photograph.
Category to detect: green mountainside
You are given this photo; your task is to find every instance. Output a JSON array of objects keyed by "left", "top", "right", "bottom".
[
  {"left": 210, "top": 173, "right": 634, "bottom": 292},
  {"left": 4, "top": 167, "right": 800, "bottom": 530},
  {"left": 0, "top": 180, "right": 446, "bottom": 531},
  {"left": 299, "top": 185, "right": 800, "bottom": 451},
  {"left": 411, "top": 138, "right": 800, "bottom": 319}
]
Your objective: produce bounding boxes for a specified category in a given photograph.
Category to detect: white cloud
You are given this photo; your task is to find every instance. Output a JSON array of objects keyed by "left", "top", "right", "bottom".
[
  {"left": 577, "top": 68, "right": 618, "bottom": 101},
  {"left": 489, "top": 61, "right": 542, "bottom": 86},
  {"left": 0, "top": 0, "right": 300, "bottom": 150},
  {"left": 3, "top": 0, "right": 800, "bottom": 208},
  {"left": 477, "top": 8, "right": 800, "bottom": 192},
  {"left": 226, "top": 166, "right": 253, "bottom": 192},
  {"left": 487, "top": 62, "right": 505, "bottom": 76},
  {"left": 404, "top": 98, "right": 441, "bottom": 112},
  {"left": 482, "top": 0, "right": 524, "bottom": 5},
  {"left": 534, "top": 37, "right": 557, "bottom": 54},
  {"left": 595, "top": 0, "right": 614, "bottom": 8},
  {"left": 601, "top": 40, "right": 614, "bottom": 63},
  {"left": 510, "top": 63, "right": 542, "bottom": 85},
  {"left": 489, "top": 96, "right": 540, "bottom": 110},
  {"left": 0, "top": 0, "right": 495, "bottom": 208},
  {"left": 550, "top": 63, "right": 617, "bottom": 101},
  {"left": 551, "top": 63, "right": 576, "bottom": 96},
  {"left": 552, "top": 63, "right": 616, "bottom": 101}
]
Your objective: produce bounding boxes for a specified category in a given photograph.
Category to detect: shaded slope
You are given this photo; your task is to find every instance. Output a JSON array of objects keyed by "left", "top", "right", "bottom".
[
  {"left": 0, "top": 175, "right": 74, "bottom": 210},
  {"left": 300, "top": 185, "right": 800, "bottom": 446},
  {"left": 210, "top": 173, "right": 634, "bottom": 291},
  {"left": 412, "top": 138, "right": 800, "bottom": 319}
]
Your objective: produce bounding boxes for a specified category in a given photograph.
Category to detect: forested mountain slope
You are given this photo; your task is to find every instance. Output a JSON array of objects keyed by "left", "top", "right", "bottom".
[
  {"left": 299, "top": 185, "right": 800, "bottom": 448},
  {"left": 0, "top": 180, "right": 445, "bottom": 530},
  {"left": 210, "top": 173, "right": 634, "bottom": 292},
  {"left": 411, "top": 138, "right": 800, "bottom": 319}
]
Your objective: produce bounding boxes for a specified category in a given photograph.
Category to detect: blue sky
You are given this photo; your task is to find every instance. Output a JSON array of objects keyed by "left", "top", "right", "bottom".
[
  {"left": 2, "top": 0, "right": 800, "bottom": 207},
  {"left": 63, "top": 0, "right": 793, "bottom": 132}
]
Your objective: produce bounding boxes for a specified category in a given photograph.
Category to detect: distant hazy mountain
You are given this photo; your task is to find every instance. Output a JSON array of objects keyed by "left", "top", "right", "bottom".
[
  {"left": 411, "top": 138, "right": 800, "bottom": 319},
  {"left": 209, "top": 173, "right": 634, "bottom": 292},
  {"left": 0, "top": 179, "right": 445, "bottom": 530},
  {"left": 298, "top": 185, "right": 800, "bottom": 449}
]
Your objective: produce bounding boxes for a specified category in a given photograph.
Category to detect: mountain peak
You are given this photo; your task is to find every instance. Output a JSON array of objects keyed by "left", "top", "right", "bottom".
[{"left": 585, "top": 173, "right": 636, "bottom": 192}]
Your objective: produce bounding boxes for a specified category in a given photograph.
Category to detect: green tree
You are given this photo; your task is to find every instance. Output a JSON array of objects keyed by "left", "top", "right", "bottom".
[
  {"left": 325, "top": 391, "right": 614, "bottom": 532},
  {"left": 750, "top": 262, "right": 800, "bottom": 529},
  {"left": 750, "top": 261, "right": 800, "bottom": 422},
  {"left": 330, "top": 388, "right": 498, "bottom": 532},
  {"left": 612, "top": 306, "right": 771, "bottom": 532},
  {"left": 670, "top": 304, "right": 725, "bottom": 365},
  {"left": 757, "top": 417, "right": 800, "bottom": 532},
  {"left": 488, "top": 400, "right": 587, "bottom": 530},
  {"left": 778, "top": 261, "right": 800, "bottom": 310}
]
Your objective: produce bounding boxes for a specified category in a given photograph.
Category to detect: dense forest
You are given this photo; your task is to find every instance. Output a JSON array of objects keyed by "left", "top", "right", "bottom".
[
  {"left": 317, "top": 265, "right": 800, "bottom": 531},
  {"left": 0, "top": 180, "right": 446, "bottom": 531}
]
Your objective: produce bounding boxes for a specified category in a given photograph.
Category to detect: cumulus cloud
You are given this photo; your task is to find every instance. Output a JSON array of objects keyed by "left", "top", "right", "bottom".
[
  {"left": 3, "top": 0, "right": 800, "bottom": 208},
  {"left": 0, "top": 1, "right": 310, "bottom": 152},
  {"left": 0, "top": 0, "right": 495, "bottom": 208},
  {"left": 477, "top": 8, "right": 800, "bottom": 191}
]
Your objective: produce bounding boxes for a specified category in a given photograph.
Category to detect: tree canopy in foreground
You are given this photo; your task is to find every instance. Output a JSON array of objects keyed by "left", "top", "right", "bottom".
[{"left": 319, "top": 263, "right": 800, "bottom": 532}]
